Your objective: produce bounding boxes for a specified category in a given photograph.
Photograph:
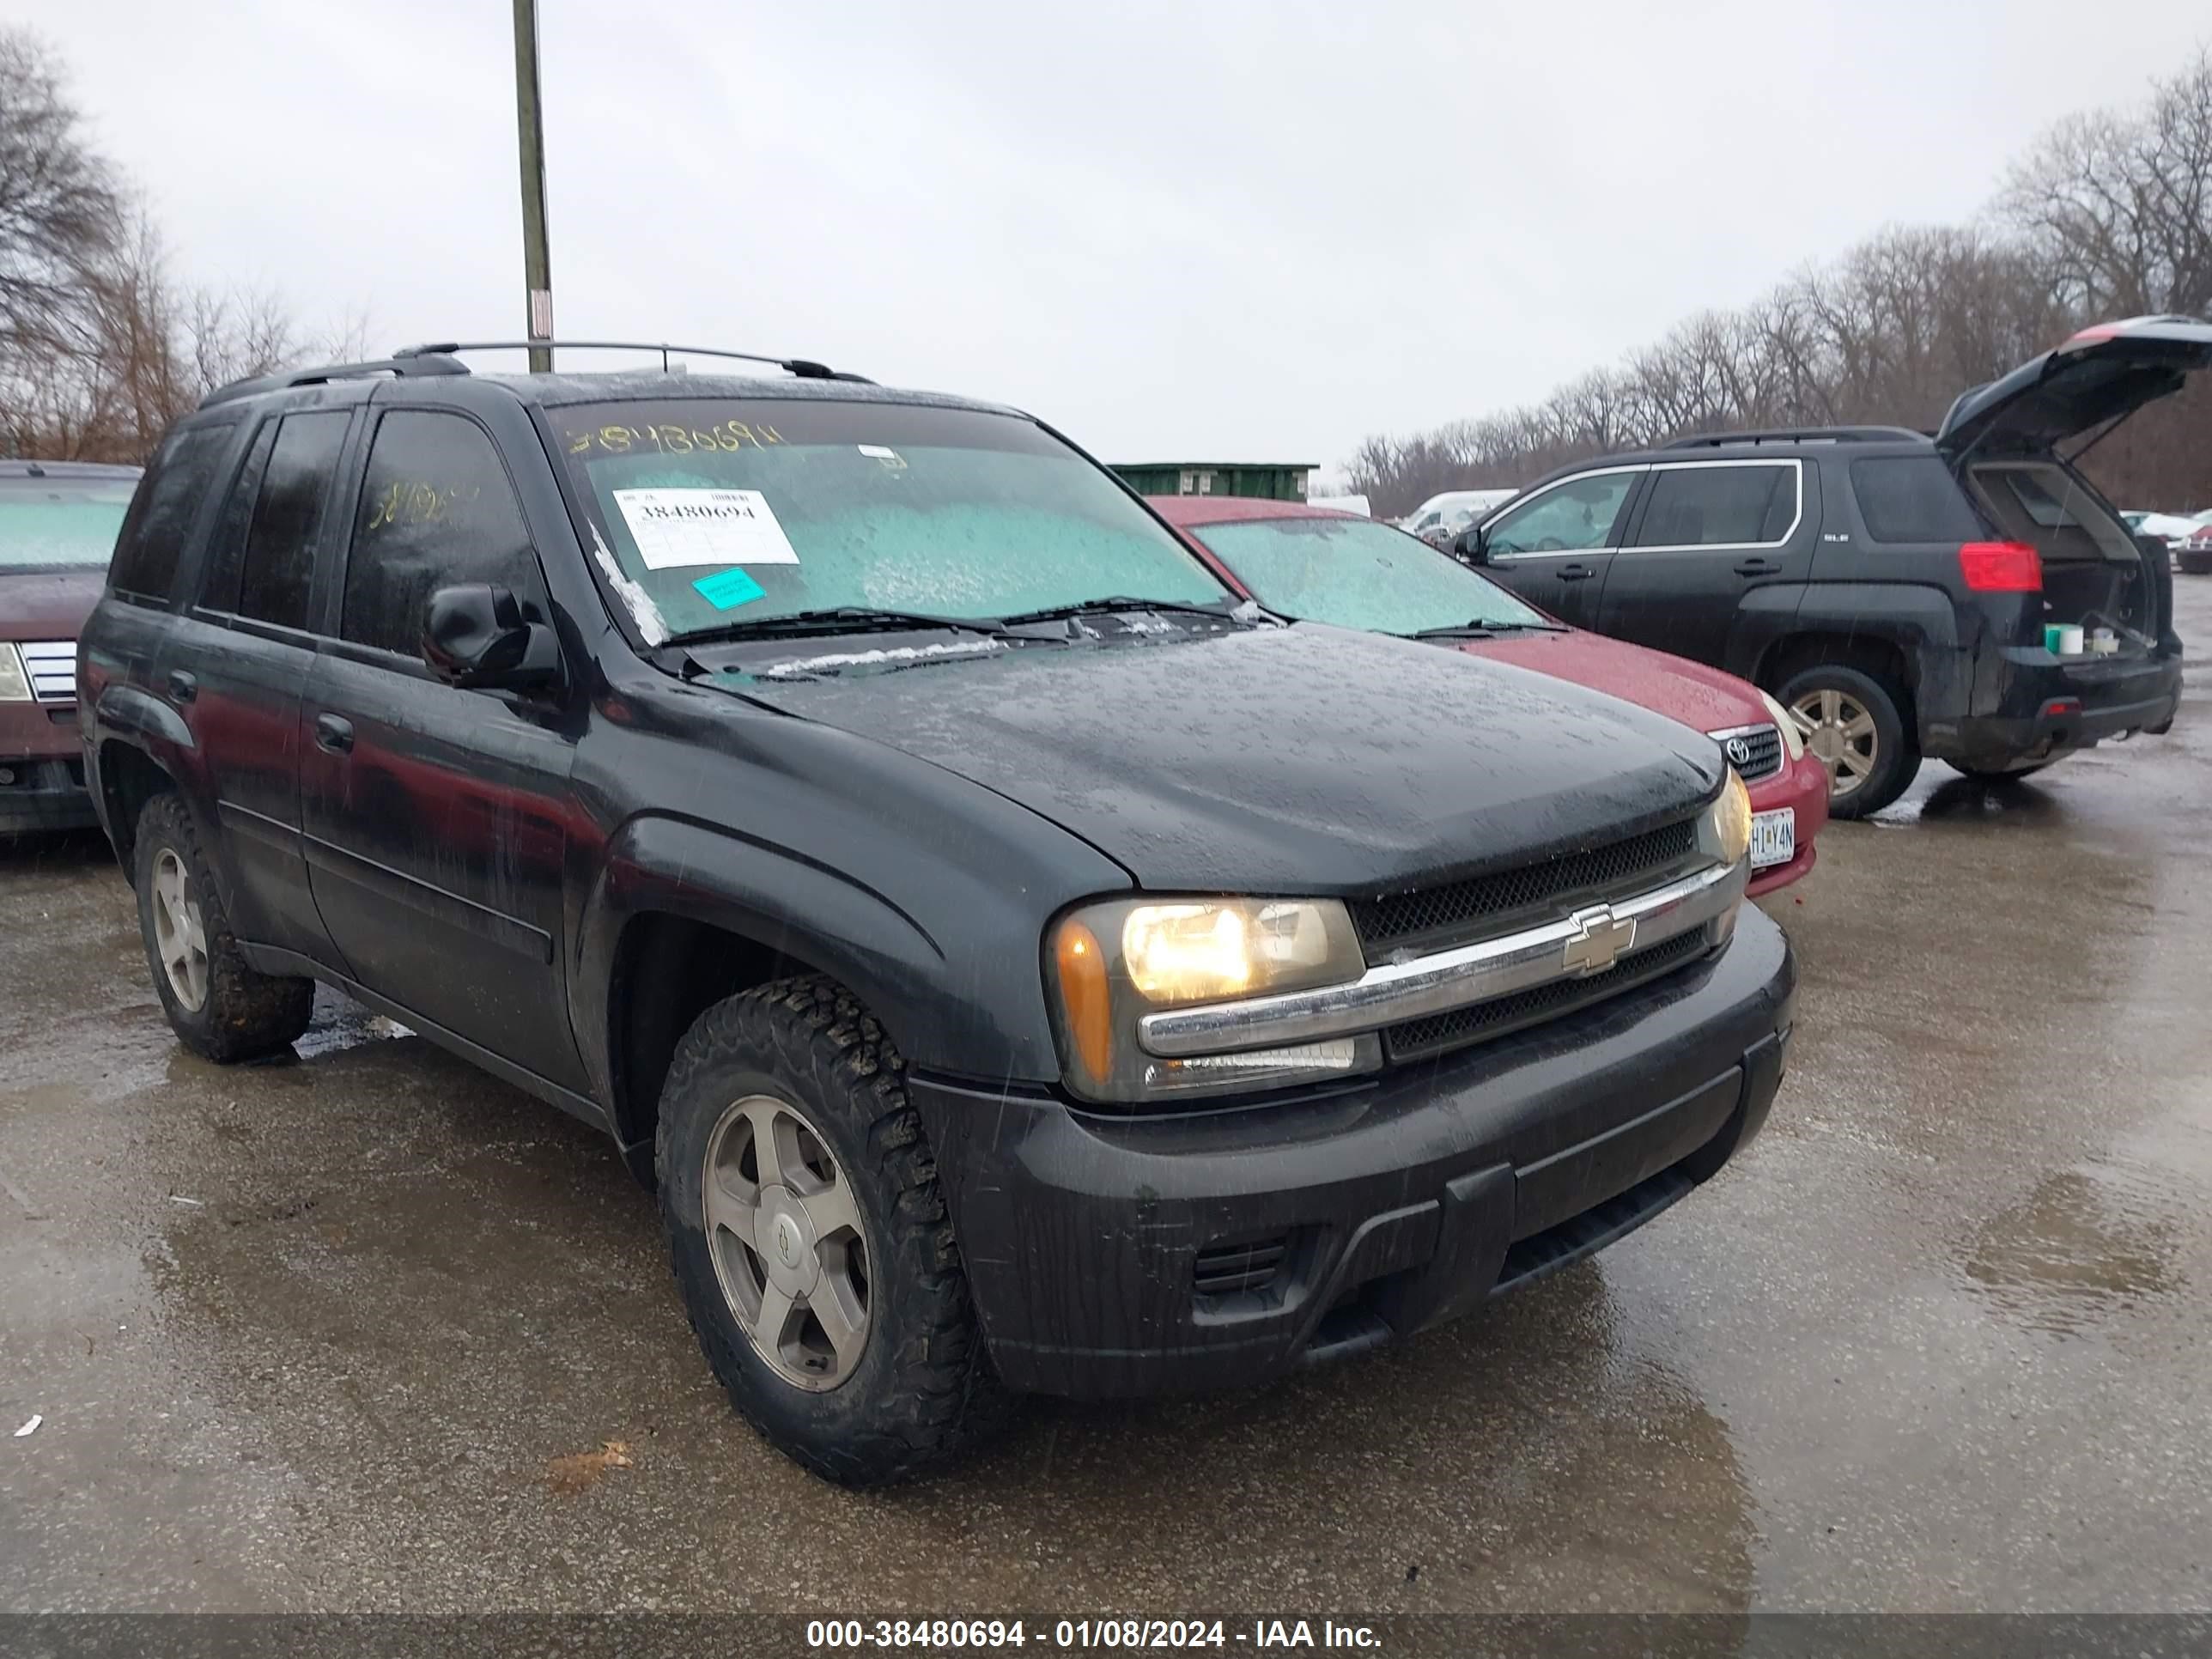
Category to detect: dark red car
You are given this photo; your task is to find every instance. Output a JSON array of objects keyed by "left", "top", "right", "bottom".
[
  {"left": 1152, "top": 495, "right": 1827, "bottom": 896},
  {"left": 2177, "top": 518, "right": 2212, "bottom": 576},
  {"left": 1, "top": 460, "right": 139, "bottom": 836}
]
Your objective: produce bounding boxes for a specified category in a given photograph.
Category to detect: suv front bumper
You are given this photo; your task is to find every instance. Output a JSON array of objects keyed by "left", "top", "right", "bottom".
[{"left": 910, "top": 905, "right": 1795, "bottom": 1399}]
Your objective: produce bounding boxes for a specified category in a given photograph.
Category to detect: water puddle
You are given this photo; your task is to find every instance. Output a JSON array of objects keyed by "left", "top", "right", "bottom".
[{"left": 1960, "top": 1156, "right": 2190, "bottom": 1336}]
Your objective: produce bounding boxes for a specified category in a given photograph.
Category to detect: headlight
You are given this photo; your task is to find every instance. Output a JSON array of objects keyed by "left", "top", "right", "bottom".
[
  {"left": 1048, "top": 896, "right": 1375, "bottom": 1103},
  {"left": 1755, "top": 688, "right": 1805, "bottom": 762},
  {"left": 0, "top": 644, "right": 31, "bottom": 703},
  {"left": 1699, "top": 772, "right": 1753, "bottom": 867},
  {"left": 1121, "top": 899, "right": 1352, "bottom": 1003}
]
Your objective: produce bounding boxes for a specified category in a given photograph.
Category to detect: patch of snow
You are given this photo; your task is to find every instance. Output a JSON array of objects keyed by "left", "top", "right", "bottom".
[
  {"left": 750, "top": 639, "right": 1010, "bottom": 679},
  {"left": 591, "top": 528, "right": 670, "bottom": 646}
]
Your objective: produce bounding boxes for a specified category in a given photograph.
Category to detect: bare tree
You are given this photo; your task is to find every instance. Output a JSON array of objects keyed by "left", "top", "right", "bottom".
[
  {"left": 0, "top": 28, "right": 117, "bottom": 364},
  {"left": 2000, "top": 51, "right": 2212, "bottom": 318},
  {"left": 1352, "top": 53, "right": 2212, "bottom": 516},
  {"left": 0, "top": 31, "right": 371, "bottom": 463}
]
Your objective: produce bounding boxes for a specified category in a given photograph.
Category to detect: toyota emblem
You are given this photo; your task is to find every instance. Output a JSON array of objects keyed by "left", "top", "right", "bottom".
[{"left": 1724, "top": 736, "right": 1753, "bottom": 767}]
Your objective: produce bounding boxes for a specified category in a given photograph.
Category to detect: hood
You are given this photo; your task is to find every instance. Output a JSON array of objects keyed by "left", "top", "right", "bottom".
[
  {"left": 1449, "top": 629, "right": 1765, "bottom": 737},
  {"left": 1936, "top": 315, "right": 2212, "bottom": 456},
  {"left": 720, "top": 623, "right": 1723, "bottom": 895},
  {"left": 0, "top": 568, "right": 103, "bottom": 639}
]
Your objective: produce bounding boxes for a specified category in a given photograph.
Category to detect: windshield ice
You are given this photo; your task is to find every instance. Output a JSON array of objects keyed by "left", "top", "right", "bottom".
[
  {"left": 551, "top": 399, "right": 1227, "bottom": 639},
  {"left": 0, "top": 480, "right": 135, "bottom": 570},
  {"left": 1188, "top": 515, "right": 1552, "bottom": 634}
]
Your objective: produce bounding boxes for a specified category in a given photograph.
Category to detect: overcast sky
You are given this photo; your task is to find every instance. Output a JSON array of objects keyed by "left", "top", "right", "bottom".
[{"left": 15, "top": 0, "right": 2206, "bottom": 473}]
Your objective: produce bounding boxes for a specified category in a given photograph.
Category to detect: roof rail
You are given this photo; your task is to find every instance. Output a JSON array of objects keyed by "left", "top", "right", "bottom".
[
  {"left": 199, "top": 353, "right": 471, "bottom": 409},
  {"left": 1662, "top": 425, "right": 1925, "bottom": 449},
  {"left": 392, "top": 340, "right": 874, "bottom": 383},
  {"left": 199, "top": 339, "right": 873, "bottom": 410}
]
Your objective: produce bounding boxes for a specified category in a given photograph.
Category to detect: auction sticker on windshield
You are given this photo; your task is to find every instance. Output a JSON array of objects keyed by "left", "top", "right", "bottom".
[{"left": 614, "top": 487, "right": 800, "bottom": 569}]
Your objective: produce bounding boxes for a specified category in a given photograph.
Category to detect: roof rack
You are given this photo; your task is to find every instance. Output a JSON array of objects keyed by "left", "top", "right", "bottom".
[
  {"left": 396, "top": 340, "right": 872, "bottom": 383},
  {"left": 1662, "top": 425, "right": 1925, "bottom": 449},
  {"left": 199, "top": 339, "right": 872, "bottom": 409},
  {"left": 199, "top": 353, "right": 470, "bottom": 408}
]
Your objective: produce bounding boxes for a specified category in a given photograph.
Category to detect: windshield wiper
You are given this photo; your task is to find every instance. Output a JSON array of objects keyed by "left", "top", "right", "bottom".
[
  {"left": 1409, "top": 617, "right": 1566, "bottom": 639},
  {"left": 993, "top": 596, "right": 1247, "bottom": 628},
  {"left": 667, "top": 606, "right": 1012, "bottom": 646}
]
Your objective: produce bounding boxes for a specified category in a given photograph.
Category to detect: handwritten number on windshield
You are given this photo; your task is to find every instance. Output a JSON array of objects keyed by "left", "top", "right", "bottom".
[{"left": 567, "top": 420, "right": 786, "bottom": 458}]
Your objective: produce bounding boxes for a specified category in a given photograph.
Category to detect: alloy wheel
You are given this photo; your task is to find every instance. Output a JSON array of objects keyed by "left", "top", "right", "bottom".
[
  {"left": 1790, "top": 686, "right": 1878, "bottom": 802},
  {"left": 150, "top": 848, "right": 210, "bottom": 1012},
  {"left": 702, "top": 1093, "right": 872, "bottom": 1391}
]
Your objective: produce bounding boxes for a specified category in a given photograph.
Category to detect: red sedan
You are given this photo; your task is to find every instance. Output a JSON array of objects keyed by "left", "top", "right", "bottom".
[
  {"left": 2, "top": 461, "right": 139, "bottom": 836},
  {"left": 1152, "top": 496, "right": 1827, "bottom": 896}
]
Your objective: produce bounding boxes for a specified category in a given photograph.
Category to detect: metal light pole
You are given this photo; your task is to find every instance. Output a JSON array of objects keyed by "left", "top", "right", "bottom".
[{"left": 512, "top": 0, "right": 553, "bottom": 373}]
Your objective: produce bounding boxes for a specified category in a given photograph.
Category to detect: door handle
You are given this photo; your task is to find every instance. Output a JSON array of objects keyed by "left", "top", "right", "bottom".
[
  {"left": 1555, "top": 562, "right": 1595, "bottom": 581},
  {"left": 166, "top": 669, "right": 197, "bottom": 704},
  {"left": 1733, "top": 559, "right": 1779, "bottom": 576},
  {"left": 313, "top": 713, "right": 355, "bottom": 755}
]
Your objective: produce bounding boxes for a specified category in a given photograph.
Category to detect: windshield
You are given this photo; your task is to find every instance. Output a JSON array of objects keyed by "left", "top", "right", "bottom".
[
  {"left": 551, "top": 399, "right": 1228, "bottom": 640},
  {"left": 0, "top": 477, "right": 136, "bottom": 570},
  {"left": 1187, "top": 515, "right": 1552, "bottom": 634}
]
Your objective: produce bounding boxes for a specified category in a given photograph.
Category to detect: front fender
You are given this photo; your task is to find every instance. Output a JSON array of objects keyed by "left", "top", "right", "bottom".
[{"left": 573, "top": 808, "right": 1107, "bottom": 1117}]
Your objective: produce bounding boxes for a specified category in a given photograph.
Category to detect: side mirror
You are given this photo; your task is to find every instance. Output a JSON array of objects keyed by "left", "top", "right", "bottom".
[
  {"left": 1453, "top": 526, "right": 1490, "bottom": 564},
  {"left": 422, "top": 583, "right": 562, "bottom": 690}
]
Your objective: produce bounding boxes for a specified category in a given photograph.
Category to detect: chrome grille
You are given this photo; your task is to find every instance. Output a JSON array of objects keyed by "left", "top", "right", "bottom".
[
  {"left": 1711, "top": 723, "right": 1783, "bottom": 783},
  {"left": 1382, "top": 928, "right": 1711, "bottom": 1063},
  {"left": 16, "top": 640, "right": 77, "bottom": 705},
  {"left": 1347, "top": 818, "right": 1699, "bottom": 956}
]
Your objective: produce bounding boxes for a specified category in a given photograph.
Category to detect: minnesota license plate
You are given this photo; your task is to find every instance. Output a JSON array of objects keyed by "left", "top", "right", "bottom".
[{"left": 1750, "top": 808, "right": 1796, "bottom": 868}]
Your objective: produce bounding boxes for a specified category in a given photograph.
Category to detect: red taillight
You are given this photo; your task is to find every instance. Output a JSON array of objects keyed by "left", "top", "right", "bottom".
[{"left": 1960, "top": 541, "right": 2043, "bottom": 592}]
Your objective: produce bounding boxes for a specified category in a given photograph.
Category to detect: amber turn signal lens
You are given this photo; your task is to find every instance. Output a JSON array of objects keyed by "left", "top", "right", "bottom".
[{"left": 1054, "top": 919, "right": 1113, "bottom": 1085}]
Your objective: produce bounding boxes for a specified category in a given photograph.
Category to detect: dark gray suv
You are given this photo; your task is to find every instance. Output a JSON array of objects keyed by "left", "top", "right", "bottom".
[
  {"left": 1461, "top": 316, "right": 2204, "bottom": 816},
  {"left": 76, "top": 340, "right": 1793, "bottom": 1484}
]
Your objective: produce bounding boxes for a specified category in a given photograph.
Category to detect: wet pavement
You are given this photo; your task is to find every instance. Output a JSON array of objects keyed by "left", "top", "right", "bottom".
[{"left": 4, "top": 586, "right": 2210, "bottom": 1617}]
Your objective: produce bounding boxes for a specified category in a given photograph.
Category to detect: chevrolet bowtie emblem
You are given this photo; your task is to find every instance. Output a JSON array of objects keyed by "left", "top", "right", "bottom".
[{"left": 1561, "top": 903, "right": 1637, "bottom": 975}]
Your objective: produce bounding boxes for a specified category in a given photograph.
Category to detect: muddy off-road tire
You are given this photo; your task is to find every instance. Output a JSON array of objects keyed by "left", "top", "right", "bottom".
[
  {"left": 132, "top": 793, "right": 314, "bottom": 1062},
  {"left": 1780, "top": 662, "right": 1918, "bottom": 820},
  {"left": 657, "top": 975, "right": 1006, "bottom": 1486}
]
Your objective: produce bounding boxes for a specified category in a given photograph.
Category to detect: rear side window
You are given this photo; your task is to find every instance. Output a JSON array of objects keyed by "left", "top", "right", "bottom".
[
  {"left": 340, "top": 410, "right": 544, "bottom": 657},
  {"left": 107, "top": 424, "right": 233, "bottom": 605},
  {"left": 240, "top": 412, "right": 349, "bottom": 629},
  {"left": 1849, "top": 456, "right": 1982, "bottom": 544},
  {"left": 1632, "top": 464, "right": 1798, "bottom": 548},
  {"left": 204, "top": 421, "right": 281, "bottom": 608}
]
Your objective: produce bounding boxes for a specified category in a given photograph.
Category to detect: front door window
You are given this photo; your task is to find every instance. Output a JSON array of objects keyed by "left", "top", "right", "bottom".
[{"left": 1486, "top": 472, "right": 1640, "bottom": 556}]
